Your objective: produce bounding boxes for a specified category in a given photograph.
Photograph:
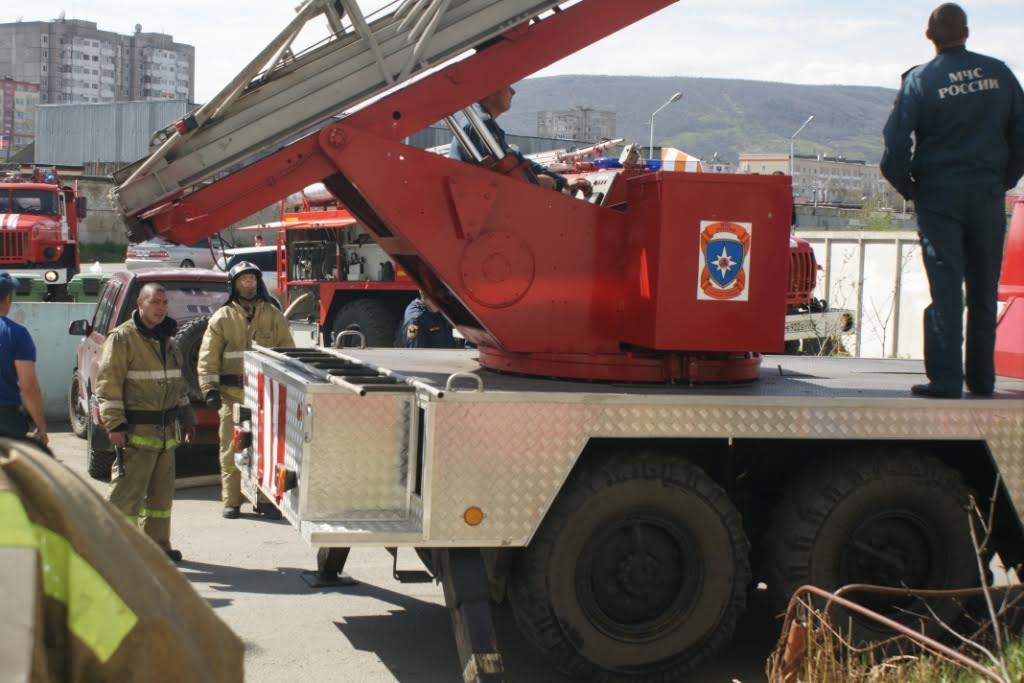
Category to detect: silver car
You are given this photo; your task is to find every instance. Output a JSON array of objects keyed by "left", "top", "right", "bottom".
[{"left": 124, "top": 237, "right": 226, "bottom": 270}]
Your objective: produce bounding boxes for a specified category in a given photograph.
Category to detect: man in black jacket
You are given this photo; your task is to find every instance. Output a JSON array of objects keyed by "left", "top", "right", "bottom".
[{"left": 881, "top": 3, "right": 1024, "bottom": 398}]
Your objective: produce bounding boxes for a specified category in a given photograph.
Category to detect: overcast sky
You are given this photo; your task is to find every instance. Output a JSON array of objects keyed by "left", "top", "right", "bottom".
[{"left": 14, "top": 0, "right": 1023, "bottom": 101}]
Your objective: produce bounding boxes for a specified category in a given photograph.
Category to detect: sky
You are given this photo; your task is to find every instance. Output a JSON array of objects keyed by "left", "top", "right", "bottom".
[{"left": 7, "top": 0, "right": 1022, "bottom": 101}]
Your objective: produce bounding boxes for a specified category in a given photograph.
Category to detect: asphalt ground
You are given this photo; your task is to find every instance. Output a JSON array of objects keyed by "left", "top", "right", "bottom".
[{"left": 49, "top": 423, "right": 778, "bottom": 683}]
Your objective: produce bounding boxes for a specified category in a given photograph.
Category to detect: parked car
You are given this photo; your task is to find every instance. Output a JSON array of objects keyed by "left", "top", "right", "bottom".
[
  {"left": 67, "top": 268, "right": 231, "bottom": 480},
  {"left": 125, "top": 237, "right": 229, "bottom": 270},
  {"left": 223, "top": 245, "right": 280, "bottom": 297}
]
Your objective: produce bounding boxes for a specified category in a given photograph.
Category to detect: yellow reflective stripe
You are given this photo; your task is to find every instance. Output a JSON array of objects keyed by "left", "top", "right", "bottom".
[
  {"left": 0, "top": 492, "right": 138, "bottom": 663},
  {"left": 139, "top": 507, "right": 170, "bottom": 519},
  {"left": 198, "top": 374, "right": 219, "bottom": 385},
  {"left": 223, "top": 351, "right": 246, "bottom": 359},
  {"left": 222, "top": 386, "right": 244, "bottom": 402},
  {"left": 0, "top": 490, "right": 35, "bottom": 547},
  {"left": 125, "top": 369, "right": 183, "bottom": 380},
  {"left": 127, "top": 434, "right": 178, "bottom": 450}
]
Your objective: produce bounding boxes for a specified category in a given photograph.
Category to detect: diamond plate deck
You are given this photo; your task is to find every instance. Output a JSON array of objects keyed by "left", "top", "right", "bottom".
[{"left": 247, "top": 349, "right": 1024, "bottom": 547}]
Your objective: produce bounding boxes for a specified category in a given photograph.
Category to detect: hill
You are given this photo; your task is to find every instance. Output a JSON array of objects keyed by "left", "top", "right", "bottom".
[{"left": 502, "top": 75, "right": 897, "bottom": 163}]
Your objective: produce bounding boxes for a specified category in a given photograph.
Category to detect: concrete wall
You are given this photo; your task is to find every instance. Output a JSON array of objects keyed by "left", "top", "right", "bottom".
[
  {"left": 8, "top": 302, "right": 95, "bottom": 420},
  {"left": 799, "top": 230, "right": 928, "bottom": 359}
]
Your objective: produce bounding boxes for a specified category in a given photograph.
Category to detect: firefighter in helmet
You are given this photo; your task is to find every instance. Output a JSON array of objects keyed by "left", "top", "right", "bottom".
[
  {"left": 95, "top": 283, "right": 195, "bottom": 561},
  {"left": 198, "top": 261, "right": 293, "bottom": 519}
]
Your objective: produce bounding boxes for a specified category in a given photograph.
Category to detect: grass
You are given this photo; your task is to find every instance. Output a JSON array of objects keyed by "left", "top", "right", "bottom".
[
  {"left": 79, "top": 241, "right": 125, "bottom": 263},
  {"left": 769, "top": 603, "right": 1024, "bottom": 683}
]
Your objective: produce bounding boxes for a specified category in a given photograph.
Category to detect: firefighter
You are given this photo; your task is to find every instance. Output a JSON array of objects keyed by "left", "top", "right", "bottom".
[
  {"left": 198, "top": 262, "right": 293, "bottom": 519},
  {"left": 881, "top": 3, "right": 1024, "bottom": 398},
  {"left": 450, "top": 84, "right": 592, "bottom": 196},
  {"left": 95, "top": 283, "right": 194, "bottom": 562},
  {"left": 401, "top": 295, "right": 456, "bottom": 348},
  {"left": 0, "top": 437, "right": 244, "bottom": 682}
]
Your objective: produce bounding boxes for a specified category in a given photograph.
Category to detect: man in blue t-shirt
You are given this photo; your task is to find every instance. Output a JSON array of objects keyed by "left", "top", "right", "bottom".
[{"left": 0, "top": 272, "right": 47, "bottom": 444}]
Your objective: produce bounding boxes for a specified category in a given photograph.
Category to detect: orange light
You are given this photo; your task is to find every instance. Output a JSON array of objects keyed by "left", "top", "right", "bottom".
[
  {"left": 463, "top": 507, "right": 484, "bottom": 527},
  {"left": 275, "top": 464, "right": 297, "bottom": 493}
]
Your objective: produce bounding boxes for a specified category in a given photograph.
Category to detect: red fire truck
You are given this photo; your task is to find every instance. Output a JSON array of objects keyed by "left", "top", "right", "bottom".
[
  {"left": 110, "top": 1, "right": 1023, "bottom": 680},
  {"left": 0, "top": 166, "right": 85, "bottom": 299}
]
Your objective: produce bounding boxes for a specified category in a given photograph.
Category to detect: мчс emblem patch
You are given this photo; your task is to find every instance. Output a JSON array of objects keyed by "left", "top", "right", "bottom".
[{"left": 697, "top": 221, "right": 752, "bottom": 301}]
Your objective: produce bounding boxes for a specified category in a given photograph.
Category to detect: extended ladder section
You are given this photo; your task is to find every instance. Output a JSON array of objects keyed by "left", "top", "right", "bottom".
[{"left": 112, "top": 0, "right": 567, "bottom": 220}]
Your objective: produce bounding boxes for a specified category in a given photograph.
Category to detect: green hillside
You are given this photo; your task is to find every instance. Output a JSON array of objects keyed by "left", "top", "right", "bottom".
[{"left": 503, "top": 75, "right": 897, "bottom": 163}]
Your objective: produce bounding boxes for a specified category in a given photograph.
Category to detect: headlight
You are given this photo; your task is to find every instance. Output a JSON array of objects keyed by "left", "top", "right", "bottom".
[{"left": 44, "top": 270, "right": 60, "bottom": 283}]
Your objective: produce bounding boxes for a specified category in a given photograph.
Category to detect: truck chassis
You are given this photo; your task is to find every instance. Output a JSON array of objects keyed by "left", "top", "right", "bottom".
[{"left": 238, "top": 347, "right": 1024, "bottom": 680}]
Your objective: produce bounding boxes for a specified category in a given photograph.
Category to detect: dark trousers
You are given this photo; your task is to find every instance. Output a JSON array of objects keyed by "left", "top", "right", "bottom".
[
  {"left": 916, "top": 185, "right": 1007, "bottom": 395},
  {"left": 0, "top": 405, "right": 29, "bottom": 439}
]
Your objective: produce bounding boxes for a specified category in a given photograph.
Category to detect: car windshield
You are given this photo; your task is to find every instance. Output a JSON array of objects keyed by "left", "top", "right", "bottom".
[
  {"left": 161, "top": 281, "right": 230, "bottom": 322},
  {"left": 10, "top": 189, "right": 59, "bottom": 215}
]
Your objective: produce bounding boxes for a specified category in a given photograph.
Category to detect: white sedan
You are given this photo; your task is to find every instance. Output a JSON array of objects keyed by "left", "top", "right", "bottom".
[{"left": 125, "top": 237, "right": 227, "bottom": 270}]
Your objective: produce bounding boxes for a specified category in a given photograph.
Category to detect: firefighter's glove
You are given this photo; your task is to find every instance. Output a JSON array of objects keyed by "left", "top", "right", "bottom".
[{"left": 205, "top": 390, "right": 222, "bottom": 410}]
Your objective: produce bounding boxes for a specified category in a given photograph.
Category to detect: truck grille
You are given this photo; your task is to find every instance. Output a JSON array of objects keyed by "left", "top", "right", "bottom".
[
  {"left": 787, "top": 246, "right": 817, "bottom": 305},
  {"left": 0, "top": 230, "right": 29, "bottom": 263}
]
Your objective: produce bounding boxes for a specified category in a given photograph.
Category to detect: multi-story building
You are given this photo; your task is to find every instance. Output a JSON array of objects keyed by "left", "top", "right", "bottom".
[
  {"left": 737, "top": 152, "right": 901, "bottom": 208},
  {"left": 537, "top": 107, "right": 616, "bottom": 142},
  {"left": 0, "top": 78, "right": 40, "bottom": 153},
  {"left": 0, "top": 18, "right": 194, "bottom": 105}
]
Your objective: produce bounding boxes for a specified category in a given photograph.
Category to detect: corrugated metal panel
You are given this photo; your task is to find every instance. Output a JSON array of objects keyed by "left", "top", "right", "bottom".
[{"left": 35, "top": 101, "right": 189, "bottom": 165}]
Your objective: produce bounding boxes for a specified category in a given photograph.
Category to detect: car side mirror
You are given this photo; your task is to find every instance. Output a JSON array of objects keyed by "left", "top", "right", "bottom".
[
  {"left": 68, "top": 319, "right": 92, "bottom": 336},
  {"left": 75, "top": 196, "right": 88, "bottom": 219}
]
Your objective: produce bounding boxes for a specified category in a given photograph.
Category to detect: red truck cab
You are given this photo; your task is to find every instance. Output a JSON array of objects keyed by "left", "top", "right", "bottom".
[{"left": 0, "top": 167, "right": 86, "bottom": 298}]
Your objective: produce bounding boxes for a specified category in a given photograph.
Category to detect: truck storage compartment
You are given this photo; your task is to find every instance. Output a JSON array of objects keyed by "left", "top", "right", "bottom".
[{"left": 622, "top": 172, "right": 792, "bottom": 352}]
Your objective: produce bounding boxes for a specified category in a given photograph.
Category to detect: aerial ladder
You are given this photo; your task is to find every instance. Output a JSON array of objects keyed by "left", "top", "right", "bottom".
[{"left": 112, "top": 0, "right": 791, "bottom": 383}]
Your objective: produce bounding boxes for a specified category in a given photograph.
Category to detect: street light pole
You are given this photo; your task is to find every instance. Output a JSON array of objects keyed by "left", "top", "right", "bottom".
[
  {"left": 649, "top": 91, "right": 682, "bottom": 161},
  {"left": 789, "top": 114, "right": 814, "bottom": 176}
]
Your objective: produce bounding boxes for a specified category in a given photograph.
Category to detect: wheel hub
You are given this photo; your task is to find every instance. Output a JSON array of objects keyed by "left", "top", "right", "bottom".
[
  {"left": 841, "top": 513, "right": 935, "bottom": 611},
  {"left": 578, "top": 515, "right": 696, "bottom": 640}
]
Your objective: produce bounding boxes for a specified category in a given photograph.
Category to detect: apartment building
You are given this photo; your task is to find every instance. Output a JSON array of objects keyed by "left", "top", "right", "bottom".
[{"left": 0, "top": 18, "right": 194, "bottom": 105}]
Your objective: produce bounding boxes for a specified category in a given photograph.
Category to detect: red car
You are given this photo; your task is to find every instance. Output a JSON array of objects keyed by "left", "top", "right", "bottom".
[{"left": 68, "top": 269, "right": 230, "bottom": 479}]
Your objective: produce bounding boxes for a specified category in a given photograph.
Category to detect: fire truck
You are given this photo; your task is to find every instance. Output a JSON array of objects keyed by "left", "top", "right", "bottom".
[
  {"left": 0, "top": 166, "right": 85, "bottom": 299},
  {"left": 110, "top": 1, "right": 1023, "bottom": 680}
]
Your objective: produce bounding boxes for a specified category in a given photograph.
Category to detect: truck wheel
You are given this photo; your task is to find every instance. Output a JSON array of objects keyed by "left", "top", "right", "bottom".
[
  {"left": 508, "top": 453, "right": 750, "bottom": 681},
  {"left": 68, "top": 371, "right": 88, "bottom": 439},
  {"left": 763, "top": 454, "right": 980, "bottom": 644},
  {"left": 174, "top": 316, "right": 210, "bottom": 401},
  {"left": 331, "top": 298, "right": 398, "bottom": 348},
  {"left": 86, "top": 396, "right": 115, "bottom": 481}
]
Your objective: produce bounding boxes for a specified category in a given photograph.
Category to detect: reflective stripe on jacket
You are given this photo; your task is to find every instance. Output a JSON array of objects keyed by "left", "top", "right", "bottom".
[
  {"left": 0, "top": 438, "right": 244, "bottom": 681},
  {"left": 96, "top": 315, "right": 195, "bottom": 446},
  {"left": 197, "top": 300, "right": 294, "bottom": 399}
]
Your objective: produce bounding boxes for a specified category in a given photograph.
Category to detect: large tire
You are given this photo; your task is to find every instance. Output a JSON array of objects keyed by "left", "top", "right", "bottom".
[
  {"left": 174, "top": 316, "right": 210, "bottom": 401},
  {"left": 86, "top": 395, "right": 114, "bottom": 482},
  {"left": 508, "top": 453, "right": 750, "bottom": 682},
  {"left": 330, "top": 298, "right": 398, "bottom": 348},
  {"left": 763, "top": 453, "right": 980, "bottom": 644},
  {"left": 68, "top": 370, "right": 88, "bottom": 439}
]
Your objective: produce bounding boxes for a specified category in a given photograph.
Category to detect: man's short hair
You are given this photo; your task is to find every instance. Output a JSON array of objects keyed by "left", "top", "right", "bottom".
[
  {"left": 0, "top": 272, "right": 20, "bottom": 299},
  {"left": 928, "top": 3, "right": 968, "bottom": 45},
  {"left": 138, "top": 282, "right": 166, "bottom": 302}
]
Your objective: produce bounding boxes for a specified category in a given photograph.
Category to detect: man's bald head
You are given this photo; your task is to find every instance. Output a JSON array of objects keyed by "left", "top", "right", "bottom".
[{"left": 927, "top": 3, "right": 968, "bottom": 49}]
